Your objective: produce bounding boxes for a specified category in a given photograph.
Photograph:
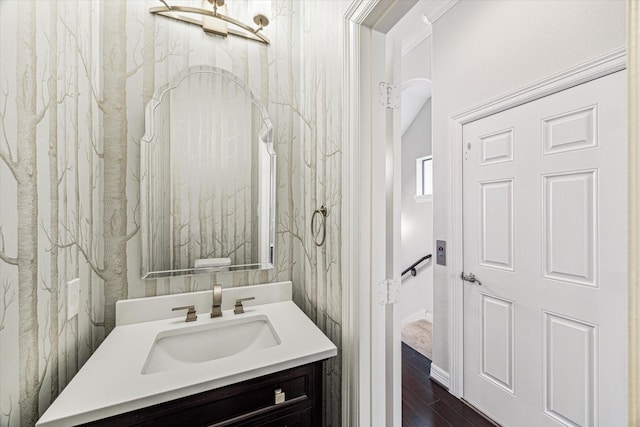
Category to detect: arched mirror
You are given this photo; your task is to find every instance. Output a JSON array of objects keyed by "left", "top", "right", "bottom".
[{"left": 140, "top": 66, "right": 275, "bottom": 280}]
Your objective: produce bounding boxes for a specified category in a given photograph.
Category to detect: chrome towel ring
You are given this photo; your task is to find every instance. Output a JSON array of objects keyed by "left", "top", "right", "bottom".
[{"left": 311, "top": 205, "right": 328, "bottom": 247}]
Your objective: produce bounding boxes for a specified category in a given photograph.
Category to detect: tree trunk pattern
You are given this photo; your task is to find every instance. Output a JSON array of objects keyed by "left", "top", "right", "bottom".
[
  {"left": 48, "top": 0, "right": 60, "bottom": 403},
  {"left": 16, "top": 1, "right": 41, "bottom": 424},
  {"left": 86, "top": 0, "right": 97, "bottom": 351},
  {"left": 143, "top": 5, "right": 158, "bottom": 299},
  {"left": 101, "top": 0, "right": 129, "bottom": 333},
  {"left": 71, "top": 0, "right": 81, "bottom": 377},
  {"left": 286, "top": 3, "right": 295, "bottom": 287},
  {"left": 142, "top": 11, "right": 155, "bottom": 111},
  {"left": 61, "top": 6, "right": 70, "bottom": 388}
]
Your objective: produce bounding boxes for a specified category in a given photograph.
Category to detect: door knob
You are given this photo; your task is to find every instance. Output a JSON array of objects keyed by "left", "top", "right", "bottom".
[{"left": 461, "top": 272, "right": 483, "bottom": 286}]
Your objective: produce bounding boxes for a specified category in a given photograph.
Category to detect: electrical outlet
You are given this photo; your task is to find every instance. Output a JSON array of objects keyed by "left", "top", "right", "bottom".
[{"left": 67, "top": 278, "right": 80, "bottom": 320}]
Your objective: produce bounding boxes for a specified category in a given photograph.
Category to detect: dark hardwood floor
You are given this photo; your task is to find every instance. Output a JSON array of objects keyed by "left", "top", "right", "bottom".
[{"left": 402, "top": 343, "right": 498, "bottom": 427}]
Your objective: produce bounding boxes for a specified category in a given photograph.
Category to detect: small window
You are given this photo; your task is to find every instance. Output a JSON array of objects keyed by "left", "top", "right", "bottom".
[{"left": 415, "top": 155, "right": 432, "bottom": 203}]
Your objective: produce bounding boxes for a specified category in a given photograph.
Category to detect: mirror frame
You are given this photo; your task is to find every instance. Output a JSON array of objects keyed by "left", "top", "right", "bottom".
[{"left": 140, "top": 65, "right": 276, "bottom": 280}]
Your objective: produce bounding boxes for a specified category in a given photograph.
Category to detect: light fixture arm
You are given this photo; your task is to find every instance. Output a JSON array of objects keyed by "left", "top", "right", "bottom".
[{"left": 149, "top": 1, "right": 270, "bottom": 45}]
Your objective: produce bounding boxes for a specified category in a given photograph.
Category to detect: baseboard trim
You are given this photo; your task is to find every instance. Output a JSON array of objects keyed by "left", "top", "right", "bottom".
[{"left": 430, "top": 364, "right": 450, "bottom": 389}]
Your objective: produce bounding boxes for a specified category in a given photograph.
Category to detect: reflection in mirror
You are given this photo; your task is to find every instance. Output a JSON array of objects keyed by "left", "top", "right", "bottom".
[{"left": 141, "top": 66, "right": 275, "bottom": 280}]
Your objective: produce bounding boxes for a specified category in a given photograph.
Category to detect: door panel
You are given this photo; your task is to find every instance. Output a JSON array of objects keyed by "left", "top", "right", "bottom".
[
  {"left": 542, "top": 105, "right": 597, "bottom": 155},
  {"left": 480, "top": 293, "right": 515, "bottom": 393},
  {"left": 542, "top": 170, "right": 597, "bottom": 286},
  {"left": 480, "top": 129, "right": 515, "bottom": 165},
  {"left": 463, "top": 70, "right": 627, "bottom": 427},
  {"left": 543, "top": 311, "right": 597, "bottom": 427},
  {"left": 480, "top": 179, "right": 514, "bottom": 270}
]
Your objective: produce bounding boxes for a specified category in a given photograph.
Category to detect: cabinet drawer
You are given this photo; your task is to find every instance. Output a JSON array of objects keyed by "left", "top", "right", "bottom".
[
  {"left": 181, "top": 374, "right": 309, "bottom": 426},
  {"left": 83, "top": 362, "right": 323, "bottom": 427},
  {"left": 235, "top": 407, "right": 313, "bottom": 427}
]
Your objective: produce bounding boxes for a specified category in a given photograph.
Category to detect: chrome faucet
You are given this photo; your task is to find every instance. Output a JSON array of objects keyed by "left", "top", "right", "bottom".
[{"left": 211, "top": 284, "right": 223, "bottom": 318}]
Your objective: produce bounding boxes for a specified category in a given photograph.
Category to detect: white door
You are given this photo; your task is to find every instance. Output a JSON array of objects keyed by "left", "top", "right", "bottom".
[{"left": 462, "top": 70, "right": 627, "bottom": 426}]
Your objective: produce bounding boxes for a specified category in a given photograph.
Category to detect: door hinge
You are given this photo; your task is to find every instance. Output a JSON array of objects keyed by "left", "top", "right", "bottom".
[
  {"left": 379, "top": 279, "right": 400, "bottom": 305},
  {"left": 379, "top": 82, "right": 399, "bottom": 109}
]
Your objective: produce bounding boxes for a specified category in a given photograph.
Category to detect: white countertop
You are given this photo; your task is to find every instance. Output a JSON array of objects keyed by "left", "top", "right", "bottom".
[{"left": 36, "top": 282, "right": 337, "bottom": 426}]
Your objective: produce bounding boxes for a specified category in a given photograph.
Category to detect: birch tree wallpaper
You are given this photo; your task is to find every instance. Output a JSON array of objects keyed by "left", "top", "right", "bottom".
[{"left": 0, "top": 0, "right": 346, "bottom": 425}]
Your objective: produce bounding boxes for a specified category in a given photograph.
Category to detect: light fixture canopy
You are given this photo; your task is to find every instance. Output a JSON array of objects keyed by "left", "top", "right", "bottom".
[{"left": 150, "top": 0, "right": 270, "bottom": 44}]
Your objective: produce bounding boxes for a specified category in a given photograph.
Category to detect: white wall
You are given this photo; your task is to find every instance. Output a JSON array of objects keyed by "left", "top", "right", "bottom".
[
  {"left": 399, "top": 35, "right": 433, "bottom": 324},
  {"left": 400, "top": 100, "right": 433, "bottom": 323},
  {"left": 431, "top": 0, "right": 626, "bottom": 372},
  {"left": 402, "top": 36, "right": 432, "bottom": 81}
]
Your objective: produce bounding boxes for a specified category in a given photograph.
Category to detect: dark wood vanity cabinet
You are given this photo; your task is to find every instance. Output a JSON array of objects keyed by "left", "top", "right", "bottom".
[{"left": 82, "top": 361, "right": 324, "bottom": 427}]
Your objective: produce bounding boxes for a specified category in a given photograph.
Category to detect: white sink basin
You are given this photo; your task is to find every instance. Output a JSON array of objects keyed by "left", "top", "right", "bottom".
[{"left": 142, "top": 315, "right": 281, "bottom": 374}]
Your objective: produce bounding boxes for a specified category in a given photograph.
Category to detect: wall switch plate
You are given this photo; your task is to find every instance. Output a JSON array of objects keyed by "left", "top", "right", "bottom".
[
  {"left": 436, "top": 240, "right": 446, "bottom": 266},
  {"left": 67, "top": 278, "right": 80, "bottom": 320}
]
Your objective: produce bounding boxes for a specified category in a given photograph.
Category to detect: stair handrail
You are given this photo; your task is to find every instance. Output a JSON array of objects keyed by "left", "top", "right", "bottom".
[{"left": 401, "top": 254, "right": 432, "bottom": 277}]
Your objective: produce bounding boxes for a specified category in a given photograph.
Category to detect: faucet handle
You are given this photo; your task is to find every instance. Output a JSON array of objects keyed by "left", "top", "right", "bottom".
[
  {"left": 234, "top": 297, "right": 255, "bottom": 315},
  {"left": 172, "top": 305, "right": 197, "bottom": 322}
]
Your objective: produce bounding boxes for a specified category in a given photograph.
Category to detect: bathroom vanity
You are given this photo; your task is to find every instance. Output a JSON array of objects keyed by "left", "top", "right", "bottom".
[{"left": 36, "top": 282, "right": 337, "bottom": 427}]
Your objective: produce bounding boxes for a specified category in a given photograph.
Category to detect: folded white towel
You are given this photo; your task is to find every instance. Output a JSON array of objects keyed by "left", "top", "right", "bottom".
[{"left": 194, "top": 258, "right": 232, "bottom": 268}]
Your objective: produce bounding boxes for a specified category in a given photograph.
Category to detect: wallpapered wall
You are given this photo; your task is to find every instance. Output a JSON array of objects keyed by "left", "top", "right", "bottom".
[{"left": 0, "top": 1, "right": 345, "bottom": 425}]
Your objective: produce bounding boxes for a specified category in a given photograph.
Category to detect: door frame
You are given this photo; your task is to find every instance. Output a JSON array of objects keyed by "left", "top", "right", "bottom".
[
  {"left": 341, "top": 2, "right": 381, "bottom": 426},
  {"left": 342, "top": 1, "right": 417, "bottom": 425},
  {"left": 342, "top": 1, "right": 408, "bottom": 425}
]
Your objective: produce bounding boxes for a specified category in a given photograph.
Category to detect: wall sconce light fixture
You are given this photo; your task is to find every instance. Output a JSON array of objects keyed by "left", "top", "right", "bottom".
[{"left": 150, "top": 0, "right": 270, "bottom": 44}]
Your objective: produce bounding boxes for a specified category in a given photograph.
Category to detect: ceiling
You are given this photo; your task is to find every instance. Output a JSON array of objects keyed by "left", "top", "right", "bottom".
[
  {"left": 387, "top": 0, "right": 458, "bottom": 55},
  {"left": 389, "top": 1, "right": 458, "bottom": 134}
]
